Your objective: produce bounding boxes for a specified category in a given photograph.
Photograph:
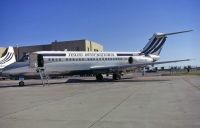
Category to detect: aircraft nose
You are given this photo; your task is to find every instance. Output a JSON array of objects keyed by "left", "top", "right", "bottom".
[
  {"left": 1, "top": 65, "right": 12, "bottom": 77},
  {"left": 1, "top": 69, "right": 9, "bottom": 77}
]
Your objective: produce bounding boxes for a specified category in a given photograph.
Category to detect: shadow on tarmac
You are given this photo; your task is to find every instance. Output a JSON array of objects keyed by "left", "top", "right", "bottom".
[
  {"left": 0, "top": 77, "right": 170, "bottom": 88},
  {"left": 66, "top": 77, "right": 169, "bottom": 83},
  {"left": 0, "top": 81, "right": 67, "bottom": 88}
]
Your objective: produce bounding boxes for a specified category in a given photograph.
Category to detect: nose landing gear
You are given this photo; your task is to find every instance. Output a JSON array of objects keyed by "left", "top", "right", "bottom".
[
  {"left": 112, "top": 74, "right": 121, "bottom": 80},
  {"left": 18, "top": 75, "right": 25, "bottom": 86}
]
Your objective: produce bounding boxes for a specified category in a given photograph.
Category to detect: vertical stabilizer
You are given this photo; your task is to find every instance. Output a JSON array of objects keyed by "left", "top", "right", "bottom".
[{"left": 140, "top": 30, "right": 193, "bottom": 55}]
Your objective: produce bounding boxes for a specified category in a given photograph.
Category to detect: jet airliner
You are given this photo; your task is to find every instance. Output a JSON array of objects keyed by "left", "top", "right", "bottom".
[{"left": 2, "top": 30, "right": 192, "bottom": 86}]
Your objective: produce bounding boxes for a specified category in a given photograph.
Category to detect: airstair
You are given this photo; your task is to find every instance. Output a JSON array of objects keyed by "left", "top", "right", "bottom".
[
  {"left": 37, "top": 67, "right": 49, "bottom": 86},
  {"left": 30, "top": 53, "right": 49, "bottom": 86}
]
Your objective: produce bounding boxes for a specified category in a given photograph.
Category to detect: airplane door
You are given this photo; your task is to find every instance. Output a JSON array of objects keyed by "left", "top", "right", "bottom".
[
  {"left": 29, "top": 53, "right": 44, "bottom": 68},
  {"left": 29, "top": 53, "right": 37, "bottom": 68},
  {"left": 37, "top": 54, "right": 44, "bottom": 67}
]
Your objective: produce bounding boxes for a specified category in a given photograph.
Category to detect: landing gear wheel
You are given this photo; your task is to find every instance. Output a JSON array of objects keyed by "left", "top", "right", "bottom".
[
  {"left": 96, "top": 74, "right": 103, "bottom": 81},
  {"left": 113, "top": 74, "right": 121, "bottom": 80},
  {"left": 19, "top": 81, "right": 24, "bottom": 87}
]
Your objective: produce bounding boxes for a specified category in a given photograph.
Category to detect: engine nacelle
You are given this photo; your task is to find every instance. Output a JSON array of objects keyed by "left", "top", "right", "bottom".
[
  {"left": 148, "top": 54, "right": 160, "bottom": 61},
  {"left": 131, "top": 56, "right": 154, "bottom": 63}
]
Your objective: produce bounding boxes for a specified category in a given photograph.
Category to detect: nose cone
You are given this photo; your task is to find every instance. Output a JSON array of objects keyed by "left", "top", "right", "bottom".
[
  {"left": 1, "top": 62, "right": 30, "bottom": 77},
  {"left": 1, "top": 66, "right": 10, "bottom": 77},
  {"left": 0, "top": 69, "right": 2, "bottom": 75},
  {"left": 1, "top": 62, "right": 20, "bottom": 77}
]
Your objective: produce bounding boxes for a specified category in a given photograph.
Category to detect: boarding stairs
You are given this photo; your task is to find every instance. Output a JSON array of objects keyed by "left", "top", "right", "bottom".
[{"left": 37, "top": 67, "right": 49, "bottom": 86}]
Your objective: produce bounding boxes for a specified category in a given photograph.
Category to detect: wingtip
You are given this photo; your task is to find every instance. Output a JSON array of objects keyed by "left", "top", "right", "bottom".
[
  {"left": 184, "top": 29, "right": 193, "bottom": 32},
  {"left": 160, "top": 29, "right": 193, "bottom": 36}
]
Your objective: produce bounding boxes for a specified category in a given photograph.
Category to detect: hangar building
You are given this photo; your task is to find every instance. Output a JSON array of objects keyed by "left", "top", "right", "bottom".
[
  {"left": 0, "top": 47, "right": 6, "bottom": 58},
  {"left": 13, "top": 39, "right": 103, "bottom": 61}
]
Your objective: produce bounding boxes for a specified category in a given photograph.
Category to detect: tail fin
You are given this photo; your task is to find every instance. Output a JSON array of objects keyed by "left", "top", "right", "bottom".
[
  {"left": 140, "top": 30, "right": 193, "bottom": 55},
  {"left": 0, "top": 46, "right": 16, "bottom": 69}
]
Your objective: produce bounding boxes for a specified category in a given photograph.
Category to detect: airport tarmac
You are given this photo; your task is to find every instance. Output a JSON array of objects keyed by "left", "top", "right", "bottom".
[{"left": 0, "top": 75, "right": 200, "bottom": 128}]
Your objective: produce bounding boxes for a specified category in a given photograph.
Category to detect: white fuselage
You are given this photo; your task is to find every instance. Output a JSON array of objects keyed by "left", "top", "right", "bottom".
[
  {"left": 2, "top": 51, "right": 160, "bottom": 76},
  {"left": 34, "top": 51, "right": 157, "bottom": 73}
]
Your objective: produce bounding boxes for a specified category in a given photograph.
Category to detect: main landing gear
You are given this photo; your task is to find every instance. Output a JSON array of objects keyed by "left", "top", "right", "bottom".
[
  {"left": 19, "top": 81, "right": 24, "bottom": 86},
  {"left": 95, "top": 73, "right": 122, "bottom": 81},
  {"left": 112, "top": 74, "right": 121, "bottom": 80},
  {"left": 96, "top": 74, "right": 103, "bottom": 81}
]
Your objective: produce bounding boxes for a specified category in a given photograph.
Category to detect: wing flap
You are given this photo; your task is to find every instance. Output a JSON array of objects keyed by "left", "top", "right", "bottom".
[{"left": 90, "top": 59, "right": 190, "bottom": 72}]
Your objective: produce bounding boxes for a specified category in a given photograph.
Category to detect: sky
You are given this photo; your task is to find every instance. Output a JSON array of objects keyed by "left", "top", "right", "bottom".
[{"left": 0, "top": 0, "right": 199, "bottom": 67}]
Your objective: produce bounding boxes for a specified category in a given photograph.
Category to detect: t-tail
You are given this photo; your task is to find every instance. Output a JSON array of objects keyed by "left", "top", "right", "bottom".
[
  {"left": 140, "top": 30, "right": 193, "bottom": 55},
  {"left": 0, "top": 46, "right": 16, "bottom": 69}
]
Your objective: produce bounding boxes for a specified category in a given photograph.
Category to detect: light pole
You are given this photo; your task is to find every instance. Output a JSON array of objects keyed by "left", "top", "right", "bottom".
[{"left": 16, "top": 44, "right": 19, "bottom": 61}]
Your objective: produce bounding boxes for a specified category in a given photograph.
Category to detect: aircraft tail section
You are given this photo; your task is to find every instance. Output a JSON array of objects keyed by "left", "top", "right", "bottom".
[
  {"left": 0, "top": 46, "right": 16, "bottom": 69},
  {"left": 140, "top": 30, "right": 193, "bottom": 55}
]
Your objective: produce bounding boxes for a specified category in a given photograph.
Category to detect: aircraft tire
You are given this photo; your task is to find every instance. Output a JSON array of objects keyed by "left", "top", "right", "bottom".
[
  {"left": 113, "top": 74, "right": 121, "bottom": 80},
  {"left": 96, "top": 74, "right": 103, "bottom": 81},
  {"left": 19, "top": 81, "right": 24, "bottom": 87}
]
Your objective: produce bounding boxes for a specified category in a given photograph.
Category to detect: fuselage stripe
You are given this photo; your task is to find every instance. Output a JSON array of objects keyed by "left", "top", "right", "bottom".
[
  {"left": 42, "top": 54, "right": 66, "bottom": 56},
  {"left": 117, "top": 54, "right": 133, "bottom": 56}
]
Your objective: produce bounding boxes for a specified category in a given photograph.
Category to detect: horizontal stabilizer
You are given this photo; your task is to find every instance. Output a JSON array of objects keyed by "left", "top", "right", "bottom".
[
  {"left": 149, "top": 59, "right": 190, "bottom": 65},
  {"left": 158, "top": 30, "right": 193, "bottom": 37}
]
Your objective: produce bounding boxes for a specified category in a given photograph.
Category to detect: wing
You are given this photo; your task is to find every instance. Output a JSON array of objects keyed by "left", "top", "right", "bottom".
[{"left": 90, "top": 59, "right": 190, "bottom": 73}]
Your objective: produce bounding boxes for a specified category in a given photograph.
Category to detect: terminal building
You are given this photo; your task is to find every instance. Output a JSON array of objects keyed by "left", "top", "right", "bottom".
[
  {"left": 13, "top": 39, "right": 103, "bottom": 61},
  {"left": 0, "top": 47, "right": 6, "bottom": 58}
]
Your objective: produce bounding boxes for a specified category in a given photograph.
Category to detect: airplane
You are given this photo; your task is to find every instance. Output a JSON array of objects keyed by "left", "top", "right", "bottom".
[
  {"left": 2, "top": 30, "right": 192, "bottom": 86},
  {"left": 0, "top": 46, "right": 16, "bottom": 70}
]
